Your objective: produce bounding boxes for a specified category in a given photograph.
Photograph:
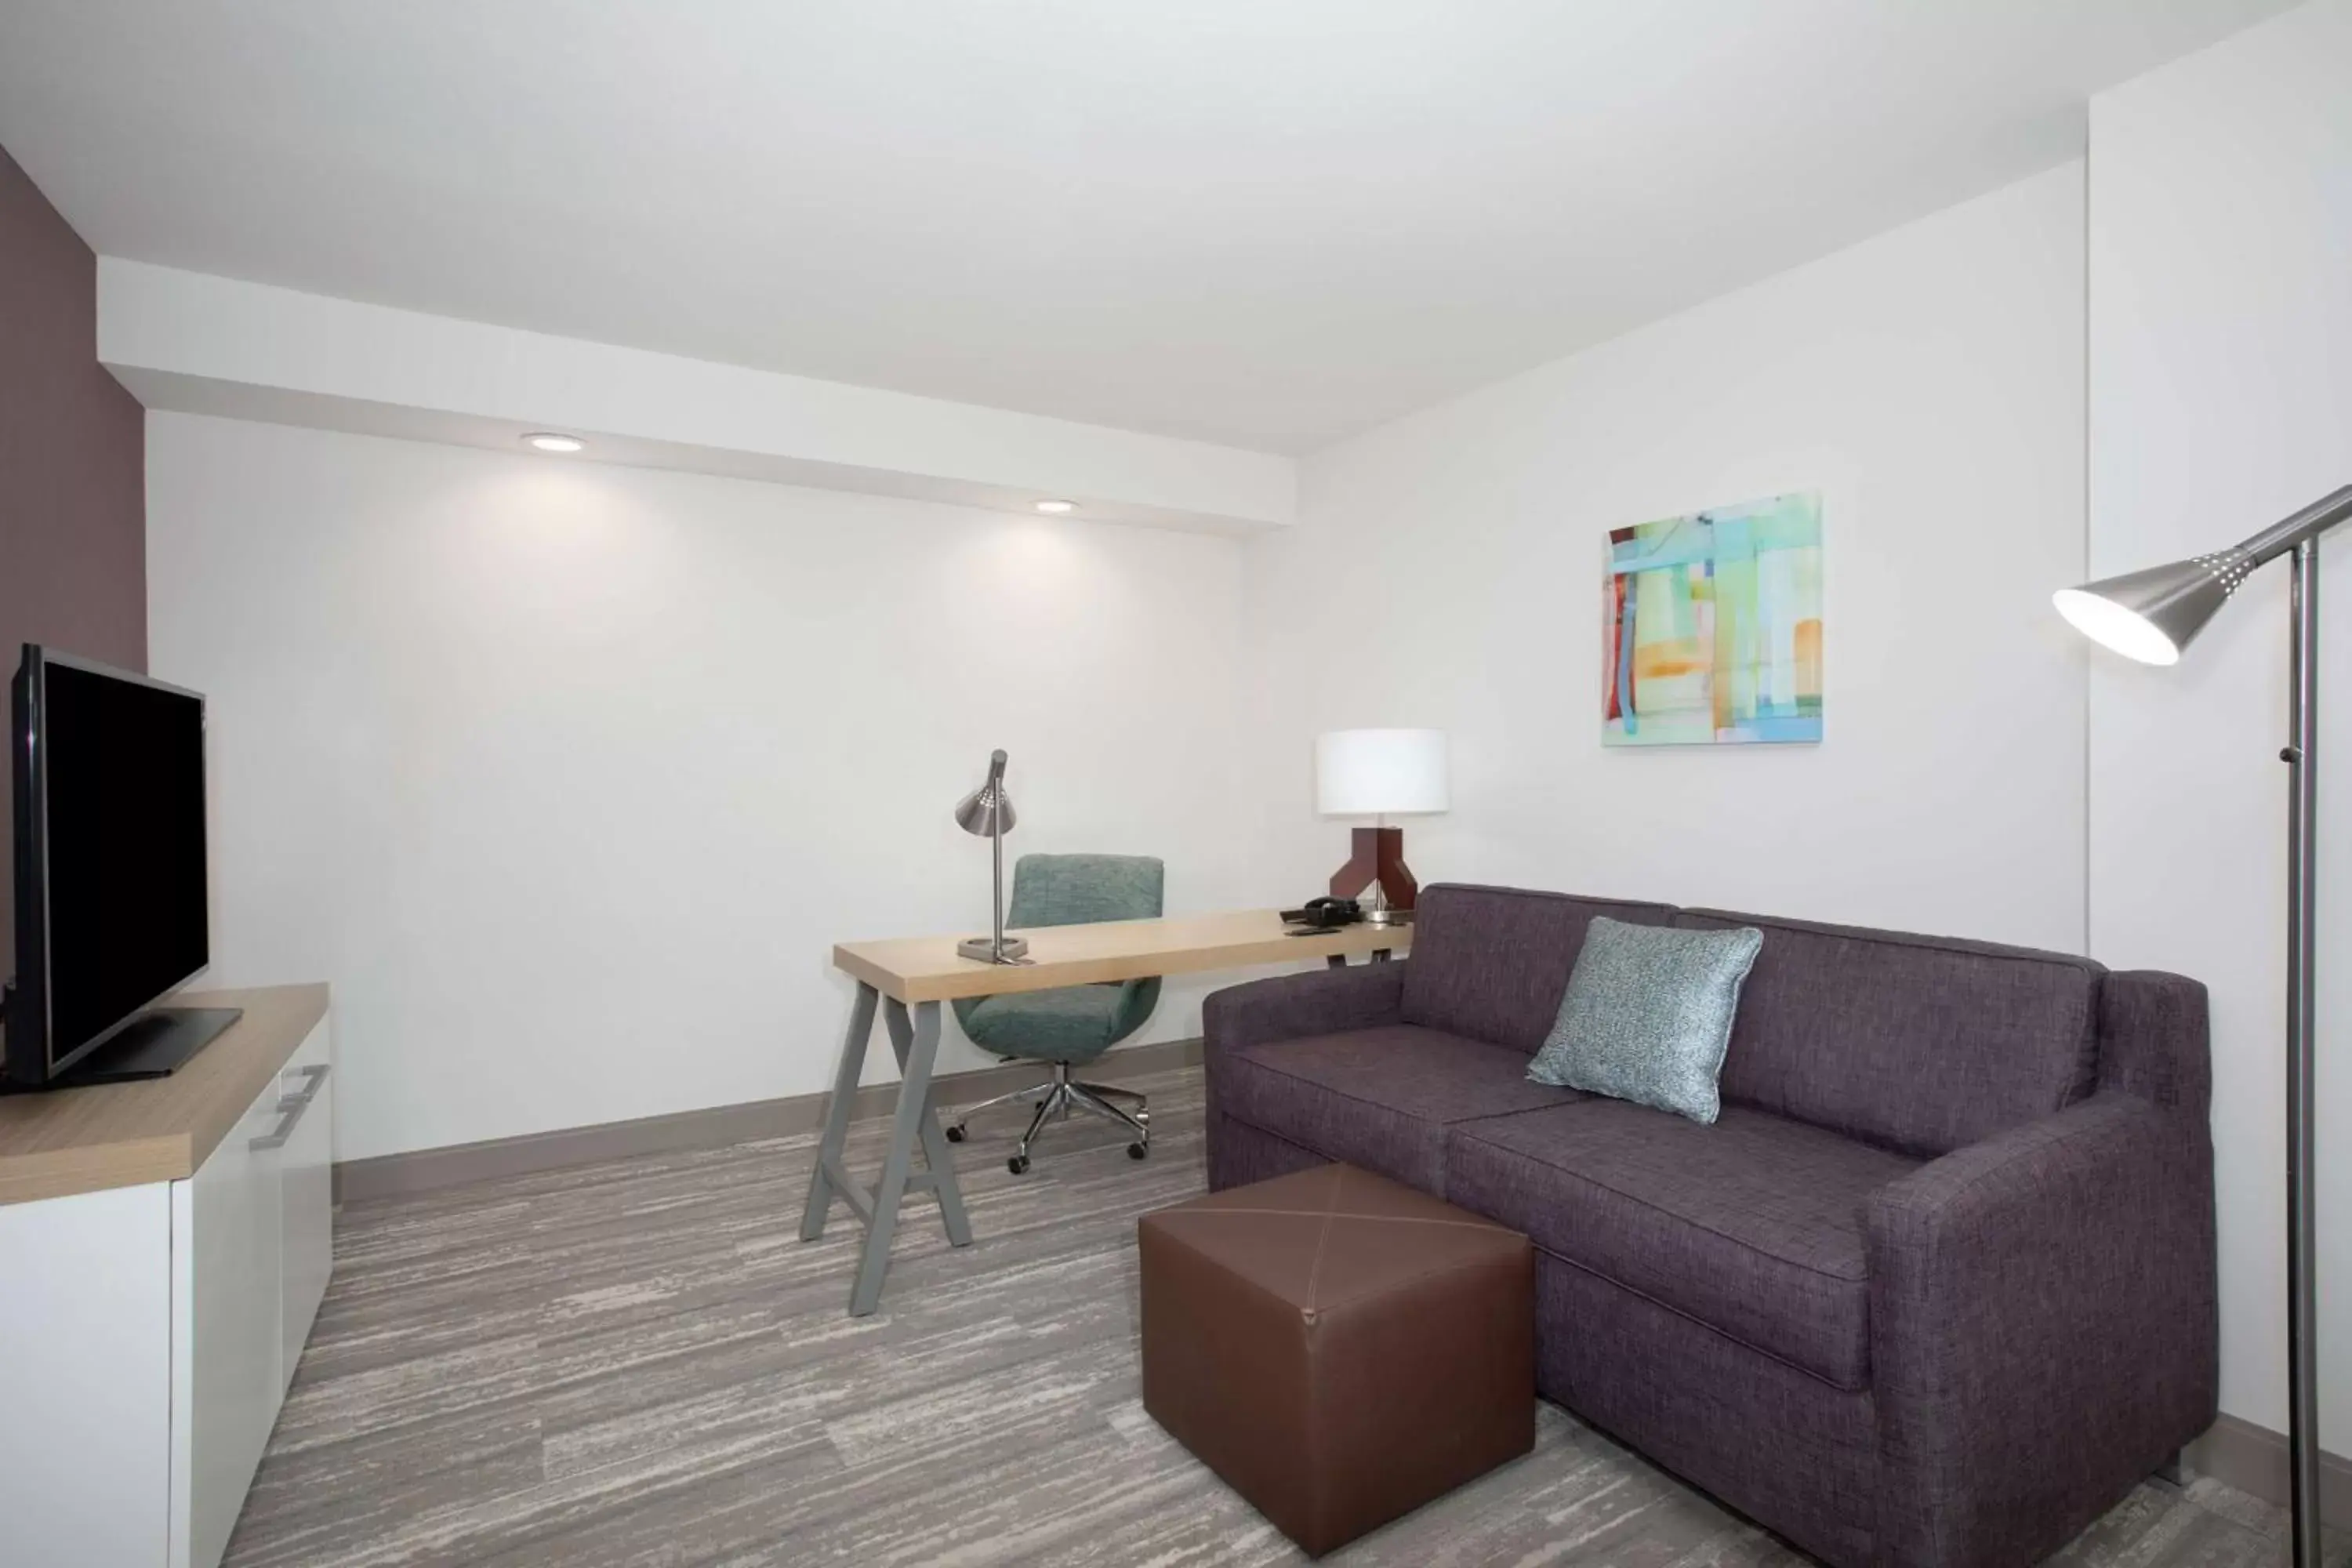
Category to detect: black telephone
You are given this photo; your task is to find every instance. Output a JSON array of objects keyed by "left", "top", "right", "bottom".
[{"left": 1282, "top": 896, "right": 1363, "bottom": 931}]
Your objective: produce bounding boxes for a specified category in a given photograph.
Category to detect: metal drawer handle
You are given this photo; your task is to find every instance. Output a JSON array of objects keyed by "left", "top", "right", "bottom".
[
  {"left": 251, "top": 1090, "right": 310, "bottom": 1152},
  {"left": 283, "top": 1062, "right": 331, "bottom": 1104}
]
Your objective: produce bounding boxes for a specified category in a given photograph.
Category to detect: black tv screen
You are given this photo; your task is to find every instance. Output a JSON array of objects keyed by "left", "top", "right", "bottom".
[{"left": 8, "top": 648, "right": 209, "bottom": 1082}]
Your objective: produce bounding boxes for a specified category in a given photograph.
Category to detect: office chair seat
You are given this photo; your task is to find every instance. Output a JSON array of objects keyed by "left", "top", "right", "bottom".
[{"left": 959, "top": 982, "right": 1148, "bottom": 1065}]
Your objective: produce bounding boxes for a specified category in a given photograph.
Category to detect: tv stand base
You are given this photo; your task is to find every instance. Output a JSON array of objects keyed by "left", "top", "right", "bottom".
[{"left": 55, "top": 1007, "right": 244, "bottom": 1086}]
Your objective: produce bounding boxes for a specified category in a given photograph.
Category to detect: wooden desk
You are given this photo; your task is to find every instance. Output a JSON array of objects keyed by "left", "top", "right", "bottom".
[{"left": 804, "top": 910, "right": 1410, "bottom": 1314}]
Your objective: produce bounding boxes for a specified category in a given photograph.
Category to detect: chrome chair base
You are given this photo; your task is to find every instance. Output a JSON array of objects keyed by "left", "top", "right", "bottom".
[{"left": 944, "top": 1062, "right": 1149, "bottom": 1174}]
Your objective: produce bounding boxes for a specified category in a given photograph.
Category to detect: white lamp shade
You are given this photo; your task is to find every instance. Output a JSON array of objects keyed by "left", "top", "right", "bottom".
[{"left": 1316, "top": 729, "right": 1449, "bottom": 815}]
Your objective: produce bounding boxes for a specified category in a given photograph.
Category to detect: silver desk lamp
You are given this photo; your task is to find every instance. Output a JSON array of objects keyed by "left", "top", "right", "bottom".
[
  {"left": 954, "top": 750, "right": 1029, "bottom": 964},
  {"left": 2055, "top": 481, "right": 2352, "bottom": 1568}
]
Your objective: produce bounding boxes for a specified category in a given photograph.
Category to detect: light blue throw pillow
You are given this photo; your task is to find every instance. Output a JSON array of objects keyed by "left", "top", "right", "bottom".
[{"left": 1526, "top": 916, "right": 1764, "bottom": 1125}]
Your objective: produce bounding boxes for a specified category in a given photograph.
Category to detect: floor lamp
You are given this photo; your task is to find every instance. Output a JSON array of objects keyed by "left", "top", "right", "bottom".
[{"left": 2055, "top": 481, "right": 2352, "bottom": 1568}]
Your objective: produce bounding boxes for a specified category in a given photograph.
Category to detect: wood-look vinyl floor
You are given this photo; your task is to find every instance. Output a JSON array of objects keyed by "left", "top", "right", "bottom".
[{"left": 225, "top": 1065, "right": 2338, "bottom": 1568}]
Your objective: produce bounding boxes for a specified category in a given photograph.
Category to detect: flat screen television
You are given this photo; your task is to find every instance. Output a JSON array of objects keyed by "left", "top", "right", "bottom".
[{"left": 3, "top": 645, "right": 239, "bottom": 1091}]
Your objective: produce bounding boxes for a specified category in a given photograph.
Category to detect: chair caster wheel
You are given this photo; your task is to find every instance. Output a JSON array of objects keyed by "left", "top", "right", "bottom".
[
  {"left": 1007, "top": 1155, "right": 1029, "bottom": 1174},
  {"left": 945, "top": 1124, "right": 966, "bottom": 1143},
  {"left": 1128, "top": 1142, "right": 1149, "bottom": 1160}
]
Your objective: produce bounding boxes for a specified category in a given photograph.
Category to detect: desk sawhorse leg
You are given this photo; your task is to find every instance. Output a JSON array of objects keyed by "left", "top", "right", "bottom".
[{"left": 798, "top": 983, "right": 973, "bottom": 1316}]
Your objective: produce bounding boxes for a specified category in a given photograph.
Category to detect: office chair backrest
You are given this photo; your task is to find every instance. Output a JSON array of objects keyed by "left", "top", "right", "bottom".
[{"left": 1006, "top": 854, "right": 1165, "bottom": 929}]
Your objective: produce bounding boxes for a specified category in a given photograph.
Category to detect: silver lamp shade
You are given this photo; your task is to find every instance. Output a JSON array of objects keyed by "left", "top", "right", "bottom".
[
  {"left": 2054, "top": 485, "right": 2352, "bottom": 667},
  {"left": 2052, "top": 550, "right": 2252, "bottom": 666},
  {"left": 953, "top": 751, "right": 1017, "bottom": 837}
]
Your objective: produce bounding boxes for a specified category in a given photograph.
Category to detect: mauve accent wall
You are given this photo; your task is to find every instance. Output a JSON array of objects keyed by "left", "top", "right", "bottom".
[{"left": 0, "top": 141, "right": 147, "bottom": 971}]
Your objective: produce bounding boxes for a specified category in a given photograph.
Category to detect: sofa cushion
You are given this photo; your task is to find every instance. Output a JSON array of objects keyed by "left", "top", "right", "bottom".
[
  {"left": 1221, "top": 1025, "right": 1585, "bottom": 1197},
  {"left": 1675, "top": 909, "right": 2104, "bottom": 1156},
  {"left": 1446, "top": 1099, "right": 1921, "bottom": 1389},
  {"left": 1400, "top": 884, "right": 1675, "bottom": 1054}
]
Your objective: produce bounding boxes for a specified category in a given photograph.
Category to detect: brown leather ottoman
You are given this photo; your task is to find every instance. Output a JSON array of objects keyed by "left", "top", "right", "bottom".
[{"left": 1138, "top": 1162, "right": 1535, "bottom": 1557}]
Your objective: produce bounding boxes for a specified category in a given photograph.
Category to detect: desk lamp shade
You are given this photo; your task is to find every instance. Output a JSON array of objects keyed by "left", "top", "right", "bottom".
[
  {"left": 953, "top": 750, "right": 1017, "bottom": 836},
  {"left": 1316, "top": 729, "right": 1447, "bottom": 912},
  {"left": 1316, "top": 729, "right": 1450, "bottom": 815}
]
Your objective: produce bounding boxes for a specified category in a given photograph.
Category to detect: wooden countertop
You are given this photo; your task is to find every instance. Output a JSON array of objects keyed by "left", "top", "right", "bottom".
[
  {"left": 0, "top": 983, "right": 329, "bottom": 1207},
  {"left": 833, "top": 909, "right": 1410, "bottom": 1004}
]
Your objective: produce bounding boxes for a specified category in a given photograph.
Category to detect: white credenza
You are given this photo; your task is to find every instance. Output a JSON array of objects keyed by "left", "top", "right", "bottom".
[{"left": 0, "top": 986, "right": 334, "bottom": 1568}]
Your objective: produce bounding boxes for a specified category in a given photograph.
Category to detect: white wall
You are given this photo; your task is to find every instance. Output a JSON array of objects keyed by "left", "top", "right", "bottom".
[
  {"left": 2088, "top": 0, "right": 2351, "bottom": 1453},
  {"left": 1250, "top": 165, "right": 2089, "bottom": 953},
  {"left": 147, "top": 413, "right": 1271, "bottom": 1162}
]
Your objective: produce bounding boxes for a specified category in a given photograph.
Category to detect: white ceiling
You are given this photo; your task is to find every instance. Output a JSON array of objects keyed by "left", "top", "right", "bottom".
[{"left": 0, "top": 1, "right": 2294, "bottom": 454}]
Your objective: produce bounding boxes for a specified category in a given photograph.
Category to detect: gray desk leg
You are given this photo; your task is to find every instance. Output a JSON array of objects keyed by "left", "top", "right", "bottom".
[
  {"left": 882, "top": 998, "right": 971, "bottom": 1248},
  {"left": 1326, "top": 953, "right": 1348, "bottom": 970},
  {"left": 799, "top": 982, "right": 879, "bottom": 1242},
  {"left": 850, "top": 999, "right": 952, "bottom": 1315}
]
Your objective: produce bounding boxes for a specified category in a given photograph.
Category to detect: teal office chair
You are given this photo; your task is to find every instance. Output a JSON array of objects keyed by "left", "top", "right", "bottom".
[{"left": 942, "top": 853, "right": 1162, "bottom": 1174}]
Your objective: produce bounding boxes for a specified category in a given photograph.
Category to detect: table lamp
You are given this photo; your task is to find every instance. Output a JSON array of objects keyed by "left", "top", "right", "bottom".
[
  {"left": 953, "top": 750, "right": 1029, "bottom": 963},
  {"left": 2053, "top": 481, "right": 2352, "bottom": 1568},
  {"left": 1316, "top": 728, "right": 1448, "bottom": 917}
]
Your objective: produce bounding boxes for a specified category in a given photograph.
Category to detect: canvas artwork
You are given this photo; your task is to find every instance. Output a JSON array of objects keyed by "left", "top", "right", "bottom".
[{"left": 1602, "top": 492, "right": 1823, "bottom": 746}]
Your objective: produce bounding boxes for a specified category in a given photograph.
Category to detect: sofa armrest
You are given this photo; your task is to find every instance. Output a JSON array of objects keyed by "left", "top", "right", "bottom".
[
  {"left": 1200, "top": 961, "right": 1407, "bottom": 1106},
  {"left": 2097, "top": 968, "right": 2212, "bottom": 1114},
  {"left": 1864, "top": 1094, "right": 2216, "bottom": 1568},
  {"left": 1202, "top": 960, "right": 1407, "bottom": 1060}
]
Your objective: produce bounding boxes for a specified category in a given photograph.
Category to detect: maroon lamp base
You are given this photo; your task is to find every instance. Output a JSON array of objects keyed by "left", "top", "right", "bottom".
[{"left": 1330, "top": 826, "right": 1417, "bottom": 911}]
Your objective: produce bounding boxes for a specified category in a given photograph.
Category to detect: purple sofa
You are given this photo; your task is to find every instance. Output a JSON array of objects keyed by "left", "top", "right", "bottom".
[{"left": 1201, "top": 884, "right": 2217, "bottom": 1568}]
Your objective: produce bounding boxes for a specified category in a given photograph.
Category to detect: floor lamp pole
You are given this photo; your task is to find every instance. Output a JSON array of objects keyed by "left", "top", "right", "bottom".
[{"left": 2286, "top": 539, "right": 2322, "bottom": 1568}]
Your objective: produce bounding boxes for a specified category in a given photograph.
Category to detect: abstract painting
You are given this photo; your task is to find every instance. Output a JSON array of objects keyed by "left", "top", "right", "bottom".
[{"left": 1603, "top": 492, "right": 1823, "bottom": 746}]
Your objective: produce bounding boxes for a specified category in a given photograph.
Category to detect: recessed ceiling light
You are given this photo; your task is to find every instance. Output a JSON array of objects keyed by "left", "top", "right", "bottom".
[
  {"left": 1034, "top": 499, "right": 1076, "bottom": 514},
  {"left": 524, "top": 433, "right": 585, "bottom": 453}
]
